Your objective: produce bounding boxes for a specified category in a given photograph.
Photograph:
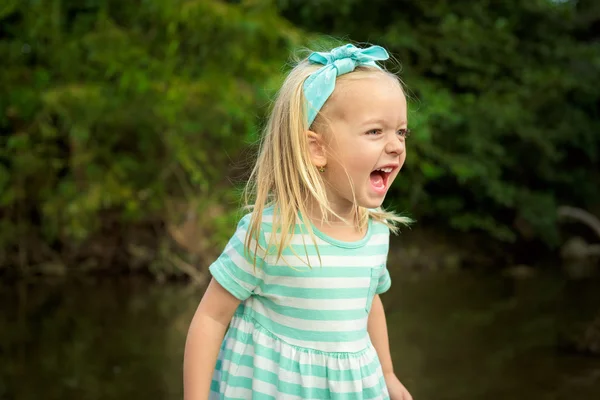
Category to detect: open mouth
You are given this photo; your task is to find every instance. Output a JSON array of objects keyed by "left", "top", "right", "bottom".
[{"left": 369, "top": 166, "right": 394, "bottom": 193}]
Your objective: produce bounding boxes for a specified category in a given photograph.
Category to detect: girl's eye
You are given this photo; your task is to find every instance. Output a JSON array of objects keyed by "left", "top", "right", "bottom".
[
  {"left": 397, "top": 128, "right": 411, "bottom": 138},
  {"left": 366, "top": 129, "right": 382, "bottom": 135}
]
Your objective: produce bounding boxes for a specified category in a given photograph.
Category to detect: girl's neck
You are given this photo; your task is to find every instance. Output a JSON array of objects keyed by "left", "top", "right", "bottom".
[
  {"left": 304, "top": 200, "right": 367, "bottom": 242},
  {"left": 305, "top": 199, "right": 355, "bottom": 225}
]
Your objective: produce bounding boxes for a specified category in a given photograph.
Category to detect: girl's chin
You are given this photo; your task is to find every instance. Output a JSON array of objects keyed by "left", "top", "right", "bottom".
[{"left": 357, "top": 194, "right": 386, "bottom": 209}]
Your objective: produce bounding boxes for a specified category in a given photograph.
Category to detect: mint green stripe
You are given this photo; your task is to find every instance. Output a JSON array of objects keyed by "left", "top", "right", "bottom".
[
  {"left": 221, "top": 393, "right": 274, "bottom": 400},
  {"left": 245, "top": 393, "right": 276, "bottom": 400},
  {"left": 217, "top": 252, "right": 261, "bottom": 286},
  {"left": 364, "top": 374, "right": 389, "bottom": 399},
  {"left": 216, "top": 372, "right": 252, "bottom": 391},
  {"left": 259, "top": 296, "right": 366, "bottom": 321},
  {"left": 259, "top": 284, "right": 366, "bottom": 299},
  {"left": 209, "top": 264, "right": 251, "bottom": 300},
  {"left": 371, "top": 223, "right": 389, "bottom": 234},
  {"left": 262, "top": 266, "right": 373, "bottom": 278},
  {"left": 223, "top": 349, "right": 254, "bottom": 369}
]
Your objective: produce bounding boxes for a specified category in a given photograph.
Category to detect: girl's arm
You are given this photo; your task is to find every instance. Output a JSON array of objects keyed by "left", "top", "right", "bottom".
[
  {"left": 183, "top": 278, "right": 241, "bottom": 400},
  {"left": 367, "top": 294, "right": 413, "bottom": 400}
]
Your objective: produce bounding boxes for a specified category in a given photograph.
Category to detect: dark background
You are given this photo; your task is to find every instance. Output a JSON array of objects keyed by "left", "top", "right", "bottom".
[{"left": 1, "top": 0, "right": 599, "bottom": 399}]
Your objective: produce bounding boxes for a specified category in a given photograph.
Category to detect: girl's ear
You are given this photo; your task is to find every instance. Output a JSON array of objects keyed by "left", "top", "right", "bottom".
[{"left": 306, "top": 130, "right": 327, "bottom": 168}]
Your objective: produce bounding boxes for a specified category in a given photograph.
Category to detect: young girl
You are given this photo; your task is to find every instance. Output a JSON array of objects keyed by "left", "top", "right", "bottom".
[{"left": 184, "top": 43, "right": 413, "bottom": 400}]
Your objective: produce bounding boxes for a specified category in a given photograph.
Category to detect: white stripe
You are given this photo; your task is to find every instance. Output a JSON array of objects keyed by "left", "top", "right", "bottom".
[
  {"left": 233, "top": 228, "right": 268, "bottom": 258},
  {"left": 220, "top": 386, "right": 253, "bottom": 398},
  {"left": 223, "top": 244, "right": 253, "bottom": 274},
  {"left": 260, "top": 214, "right": 275, "bottom": 223},
  {"left": 264, "top": 254, "right": 386, "bottom": 268},
  {"left": 233, "top": 316, "right": 369, "bottom": 353}
]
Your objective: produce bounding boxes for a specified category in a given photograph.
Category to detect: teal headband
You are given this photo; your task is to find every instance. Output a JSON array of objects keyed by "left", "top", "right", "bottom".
[{"left": 303, "top": 43, "right": 390, "bottom": 127}]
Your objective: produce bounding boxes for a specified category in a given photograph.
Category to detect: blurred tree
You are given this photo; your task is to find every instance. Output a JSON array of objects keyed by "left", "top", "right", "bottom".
[
  {"left": 2, "top": 0, "right": 599, "bottom": 275},
  {"left": 278, "top": 0, "right": 600, "bottom": 247},
  {"left": 0, "top": 0, "right": 300, "bottom": 274}
]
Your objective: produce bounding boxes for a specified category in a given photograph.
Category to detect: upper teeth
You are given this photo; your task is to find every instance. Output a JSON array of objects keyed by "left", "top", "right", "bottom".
[{"left": 375, "top": 167, "right": 393, "bottom": 173}]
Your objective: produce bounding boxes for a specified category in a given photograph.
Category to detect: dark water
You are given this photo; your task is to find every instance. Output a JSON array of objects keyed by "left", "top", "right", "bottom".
[{"left": 1, "top": 269, "right": 599, "bottom": 400}]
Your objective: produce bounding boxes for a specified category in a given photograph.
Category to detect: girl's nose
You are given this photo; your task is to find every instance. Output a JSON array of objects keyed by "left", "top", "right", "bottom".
[{"left": 385, "top": 133, "right": 405, "bottom": 156}]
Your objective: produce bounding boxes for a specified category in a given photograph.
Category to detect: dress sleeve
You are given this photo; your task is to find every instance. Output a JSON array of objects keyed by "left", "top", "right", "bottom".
[
  {"left": 375, "top": 266, "right": 391, "bottom": 294},
  {"left": 208, "top": 214, "right": 265, "bottom": 301},
  {"left": 375, "top": 224, "right": 391, "bottom": 294}
]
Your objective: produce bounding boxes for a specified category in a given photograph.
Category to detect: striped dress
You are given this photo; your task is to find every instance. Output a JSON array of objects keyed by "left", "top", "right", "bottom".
[{"left": 209, "top": 208, "right": 392, "bottom": 399}]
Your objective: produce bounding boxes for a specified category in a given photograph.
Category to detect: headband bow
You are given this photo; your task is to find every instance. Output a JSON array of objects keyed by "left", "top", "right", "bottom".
[{"left": 303, "top": 44, "right": 389, "bottom": 127}]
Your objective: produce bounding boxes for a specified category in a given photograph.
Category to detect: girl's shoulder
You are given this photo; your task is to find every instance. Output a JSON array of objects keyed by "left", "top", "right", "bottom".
[
  {"left": 369, "top": 217, "right": 392, "bottom": 238},
  {"left": 232, "top": 206, "right": 275, "bottom": 245},
  {"left": 235, "top": 206, "right": 275, "bottom": 228}
]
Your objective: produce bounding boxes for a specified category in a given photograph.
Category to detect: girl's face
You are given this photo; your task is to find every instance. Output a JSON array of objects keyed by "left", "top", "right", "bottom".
[{"left": 318, "top": 73, "right": 407, "bottom": 214}]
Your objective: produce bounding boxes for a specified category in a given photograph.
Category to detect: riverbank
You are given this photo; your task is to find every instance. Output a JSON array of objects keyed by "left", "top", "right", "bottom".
[{"left": 2, "top": 269, "right": 599, "bottom": 399}]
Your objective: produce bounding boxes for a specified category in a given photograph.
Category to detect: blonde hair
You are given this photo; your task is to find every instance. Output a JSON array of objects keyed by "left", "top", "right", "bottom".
[{"left": 243, "top": 51, "right": 412, "bottom": 266}]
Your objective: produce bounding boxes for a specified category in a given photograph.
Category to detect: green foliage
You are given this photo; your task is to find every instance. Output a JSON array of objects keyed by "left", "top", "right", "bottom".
[
  {"left": 278, "top": 0, "right": 600, "bottom": 246},
  {"left": 0, "top": 0, "right": 300, "bottom": 271},
  {"left": 2, "top": 0, "right": 599, "bottom": 274}
]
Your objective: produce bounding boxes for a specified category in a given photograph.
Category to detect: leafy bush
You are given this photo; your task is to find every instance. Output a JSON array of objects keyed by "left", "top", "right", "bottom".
[
  {"left": 2, "top": 0, "right": 599, "bottom": 275},
  {"left": 278, "top": 0, "right": 600, "bottom": 246},
  {"left": 0, "top": 0, "right": 300, "bottom": 272}
]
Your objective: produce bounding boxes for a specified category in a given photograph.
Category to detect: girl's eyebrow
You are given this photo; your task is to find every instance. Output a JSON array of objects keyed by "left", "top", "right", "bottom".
[
  {"left": 361, "top": 118, "right": 385, "bottom": 126},
  {"left": 361, "top": 118, "right": 407, "bottom": 128}
]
